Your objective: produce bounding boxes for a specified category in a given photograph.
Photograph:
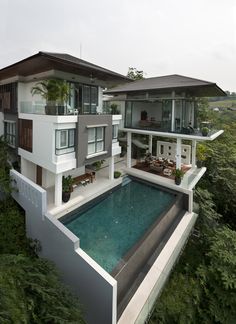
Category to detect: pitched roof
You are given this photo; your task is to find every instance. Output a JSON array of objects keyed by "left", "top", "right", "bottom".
[
  {"left": 0, "top": 51, "right": 130, "bottom": 83},
  {"left": 105, "top": 74, "right": 226, "bottom": 97}
]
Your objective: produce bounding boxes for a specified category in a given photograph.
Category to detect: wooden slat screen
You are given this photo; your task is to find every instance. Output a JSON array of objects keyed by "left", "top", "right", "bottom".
[{"left": 19, "top": 119, "right": 33, "bottom": 152}]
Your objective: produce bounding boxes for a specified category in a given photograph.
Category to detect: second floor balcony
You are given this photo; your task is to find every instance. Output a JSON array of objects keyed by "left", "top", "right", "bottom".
[
  {"left": 20, "top": 101, "right": 109, "bottom": 116},
  {"left": 124, "top": 99, "right": 218, "bottom": 137}
]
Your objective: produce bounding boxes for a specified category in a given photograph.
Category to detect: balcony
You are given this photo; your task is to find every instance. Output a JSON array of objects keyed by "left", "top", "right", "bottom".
[
  {"left": 124, "top": 99, "right": 222, "bottom": 139},
  {"left": 19, "top": 101, "right": 112, "bottom": 116}
]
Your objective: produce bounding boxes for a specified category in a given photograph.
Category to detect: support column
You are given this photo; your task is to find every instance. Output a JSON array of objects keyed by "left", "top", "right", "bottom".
[
  {"left": 55, "top": 173, "right": 62, "bottom": 207},
  {"left": 176, "top": 138, "right": 182, "bottom": 170},
  {"left": 109, "top": 156, "right": 114, "bottom": 180},
  {"left": 171, "top": 91, "right": 175, "bottom": 132},
  {"left": 192, "top": 140, "right": 197, "bottom": 168},
  {"left": 149, "top": 135, "right": 153, "bottom": 155},
  {"left": 127, "top": 132, "right": 132, "bottom": 168}
]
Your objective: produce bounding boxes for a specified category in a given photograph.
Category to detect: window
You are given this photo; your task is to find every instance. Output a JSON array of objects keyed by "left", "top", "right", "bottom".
[
  {"left": 87, "top": 127, "right": 104, "bottom": 155},
  {"left": 112, "top": 124, "right": 119, "bottom": 142},
  {"left": 19, "top": 119, "right": 32, "bottom": 152},
  {"left": 55, "top": 129, "right": 75, "bottom": 155},
  {"left": 72, "top": 83, "right": 98, "bottom": 114},
  {"left": 4, "top": 121, "right": 16, "bottom": 147}
]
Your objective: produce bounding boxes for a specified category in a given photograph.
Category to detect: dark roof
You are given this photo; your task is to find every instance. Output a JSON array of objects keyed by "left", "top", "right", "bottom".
[
  {"left": 105, "top": 74, "right": 226, "bottom": 97},
  {"left": 0, "top": 51, "right": 130, "bottom": 83}
]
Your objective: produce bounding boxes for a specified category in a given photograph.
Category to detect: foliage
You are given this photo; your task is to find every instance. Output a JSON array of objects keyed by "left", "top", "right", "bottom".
[
  {"left": 0, "top": 200, "right": 36, "bottom": 256},
  {"left": 196, "top": 143, "right": 211, "bottom": 161},
  {"left": 201, "top": 126, "right": 209, "bottom": 136},
  {"left": 197, "top": 226, "right": 236, "bottom": 323},
  {"left": 172, "top": 168, "right": 184, "bottom": 178},
  {"left": 31, "top": 79, "right": 70, "bottom": 104},
  {"left": 62, "top": 175, "right": 73, "bottom": 193},
  {"left": 149, "top": 188, "right": 236, "bottom": 324},
  {"left": 0, "top": 254, "right": 85, "bottom": 324},
  {"left": 0, "top": 136, "right": 12, "bottom": 198},
  {"left": 114, "top": 171, "right": 121, "bottom": 179},
  {"left": 127, "top": 67, "right": 144, "bottom": 80}
]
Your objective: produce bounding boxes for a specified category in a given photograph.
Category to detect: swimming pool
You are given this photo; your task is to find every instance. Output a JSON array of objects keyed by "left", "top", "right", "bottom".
[{"left": 62, "top": 177, "right": 176, "bottom": 273}]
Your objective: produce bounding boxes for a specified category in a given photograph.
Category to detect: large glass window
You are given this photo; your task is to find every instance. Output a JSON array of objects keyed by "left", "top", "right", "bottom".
[
  {"left": 69, "top": 83, "right": 98, "bottom": 114},
  {"left": 87, "top": 127, "right": 104, "bottom": 155},
  {"left": 4, "top": 121, "right": 16, "bottom": 147},
  {"left": 56, "top": 129, "right": 75, "bottom": 155}
]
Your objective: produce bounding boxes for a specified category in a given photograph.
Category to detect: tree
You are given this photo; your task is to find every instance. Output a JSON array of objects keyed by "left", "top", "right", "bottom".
[
  {"left": 127, "top": 67, "right": 144, "bottom": 80},
  {"left": 0, "top": 254, "right": 85, "bottom": 323}
]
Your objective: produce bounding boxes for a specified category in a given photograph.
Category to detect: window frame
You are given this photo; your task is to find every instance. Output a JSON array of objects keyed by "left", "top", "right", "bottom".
[
  {"left": 87, "top": 126, "right": 105, "bottom": 156},
  {"left": 112, "top": 124, "right": 119, "bottom": 142},
  {"left": 55, "top": 129, "right": 75, "bottom": 155},
  {"left": 4, "top": 120, "right": 16, "bottom": 148}
]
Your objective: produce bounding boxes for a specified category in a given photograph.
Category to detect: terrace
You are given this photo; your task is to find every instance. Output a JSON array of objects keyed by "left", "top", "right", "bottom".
[{"left": 46, "top": 154, "right": 204, "bottom": 219}]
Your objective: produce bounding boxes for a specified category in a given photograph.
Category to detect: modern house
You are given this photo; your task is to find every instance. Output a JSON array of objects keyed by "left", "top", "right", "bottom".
[{"left": 0, "top": 53, "right": 226, "bottom": 324}]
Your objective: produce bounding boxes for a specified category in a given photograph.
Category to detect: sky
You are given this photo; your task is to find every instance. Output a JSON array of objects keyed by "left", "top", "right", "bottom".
[{"left": 0, "top": 0, "right": 235, "bottom": 91}]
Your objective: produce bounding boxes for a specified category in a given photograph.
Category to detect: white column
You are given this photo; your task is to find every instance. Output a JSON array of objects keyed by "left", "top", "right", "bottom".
[
  {"left": 127, "top": 132, "right": 132, "bottom": 168},
  {"left": 171, "top": 91, "right": 175, "bottom": 132},
  {"left": 109, "top": 156, "right": 114, "bottom": 180},
  {"left": 149, "top": 135, "right": 153, "bottom": 155},
  {"left": 192, "top": 140, "right": 197, "bottom": 168},
  {"left": 188, "top": 190, "right": 193, "bottom": 213},
  {"left": 176, "top": 138, "right": 182, "bottom": 169},
  {"left": 55, "top": 173, "right": 62, "bottom": 207}
]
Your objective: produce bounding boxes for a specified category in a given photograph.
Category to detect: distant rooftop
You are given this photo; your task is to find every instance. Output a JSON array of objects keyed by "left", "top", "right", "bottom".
[{"left": 105, "top": 74, "right": 226, "bottom": 97}]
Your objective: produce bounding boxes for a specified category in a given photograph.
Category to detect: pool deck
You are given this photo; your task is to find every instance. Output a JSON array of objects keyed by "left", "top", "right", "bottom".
[
  {"left": 47, "top": 157, "right": 134, "bottom": 218},
  {"left": 47, "top": 156, "right": 205, "bottom": 218}
]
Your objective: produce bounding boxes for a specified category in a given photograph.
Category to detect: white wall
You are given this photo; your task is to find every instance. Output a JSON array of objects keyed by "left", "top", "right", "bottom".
[
  {"left": 18, "top": 114, "right": 77, "bottom": 174},
  {"left": 11, "top": 170, "right": 117, "bottom": 324},
  {"left": 21, "top": 157, "right": 36, "bottom": 182},
  {"left": 132, "top": 102, "right": 162, "bottom": 127}
]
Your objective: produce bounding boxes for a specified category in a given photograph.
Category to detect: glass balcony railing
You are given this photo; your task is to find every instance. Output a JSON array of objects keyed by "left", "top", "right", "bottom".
[{"left": 20, "top": 101, "right": 113, "bottom": 116}]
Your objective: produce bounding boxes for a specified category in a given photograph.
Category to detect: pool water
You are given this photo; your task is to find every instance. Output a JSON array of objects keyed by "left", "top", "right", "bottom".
[{"left": 63, "top": 178, "right": 175, "bottom": 273}]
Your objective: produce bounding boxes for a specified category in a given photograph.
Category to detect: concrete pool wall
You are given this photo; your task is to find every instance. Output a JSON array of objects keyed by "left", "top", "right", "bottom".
[{"left": 112, "top": 183, "right": 185, "bottom": 305}]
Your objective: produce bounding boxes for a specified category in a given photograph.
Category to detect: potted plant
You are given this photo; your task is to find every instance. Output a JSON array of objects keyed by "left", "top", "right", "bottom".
[
  {"left": 110, "top": 103, "right": 119, "bottom": 114},
  {"left": 201, "top": 127, "right": 209, "bottom": 136},
  {"left": 196, "top": 144, "right": 206, "bottom": 168},
  {"left": 172, "top": 168, "right": 184, "bottom": 185},
  {"left": 62, "top": 175, "right": 73, "bottom": 203},
  {"left": 31, "top": 79, "right": 70, "bottom": 115},
  {"left": 114, "top": 171, "right": 121, "bottom": 179}
]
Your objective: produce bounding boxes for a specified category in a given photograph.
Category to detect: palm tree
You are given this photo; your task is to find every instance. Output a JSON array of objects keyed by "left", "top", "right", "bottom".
[{"left": 31, "top": 79, "right": 70, "bottom": 114}]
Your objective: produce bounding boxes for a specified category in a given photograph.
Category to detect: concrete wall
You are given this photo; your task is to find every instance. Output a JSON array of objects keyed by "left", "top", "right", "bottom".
[
  {"left": 11, "top": 170, "right": 117, "bottom": 324},
  {"left": 77, "top": 114, "right": 113, "bottom": 167}
]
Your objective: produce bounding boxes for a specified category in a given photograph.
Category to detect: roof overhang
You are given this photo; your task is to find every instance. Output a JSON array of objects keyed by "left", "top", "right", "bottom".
[{"left": 0, "top": 52, "right": 130, "bottom": 86}]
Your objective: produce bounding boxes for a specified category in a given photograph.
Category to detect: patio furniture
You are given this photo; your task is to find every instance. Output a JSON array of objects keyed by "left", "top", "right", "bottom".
[{"left": 73, "top": 173, "right": 93, "bottom": 186}]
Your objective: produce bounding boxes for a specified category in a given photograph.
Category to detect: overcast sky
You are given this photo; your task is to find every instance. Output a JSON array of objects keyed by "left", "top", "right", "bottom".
[{"left": 0, "top": 0, "right": 235, "bottom": 91}]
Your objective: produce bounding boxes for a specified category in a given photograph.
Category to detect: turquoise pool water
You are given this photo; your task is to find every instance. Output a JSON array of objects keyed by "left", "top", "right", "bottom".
[{"left": 63, "top": 178, "right": 175, "bottom": 273}]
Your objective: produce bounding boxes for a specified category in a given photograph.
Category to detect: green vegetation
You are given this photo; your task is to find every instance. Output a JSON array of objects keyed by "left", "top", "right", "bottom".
[
  {"left": 0, "top": 137, "right": 85, "bottom": 323},
  {"left": 149, "top": 108, "right": 236, "bottom": 323},
  {"left": 127, "top": 67, "right": 144, "bottom": 80}
]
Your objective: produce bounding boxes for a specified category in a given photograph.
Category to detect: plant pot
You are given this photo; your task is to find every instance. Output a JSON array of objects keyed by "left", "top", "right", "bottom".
[
  {"left": 57, "top": 105, "right": 65, "bottom": 115},
  {"left": 175, "top": 176, "right": 182, "bottom": 185},
  {"left": 62, "top": 191, "right": 71, "bottom": 203},
  {"left": 45, "top": 105, "right": 57, "bottom": 115},
  {"left": 196, "top": 160, "right": 203, "bottom": 168}
]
